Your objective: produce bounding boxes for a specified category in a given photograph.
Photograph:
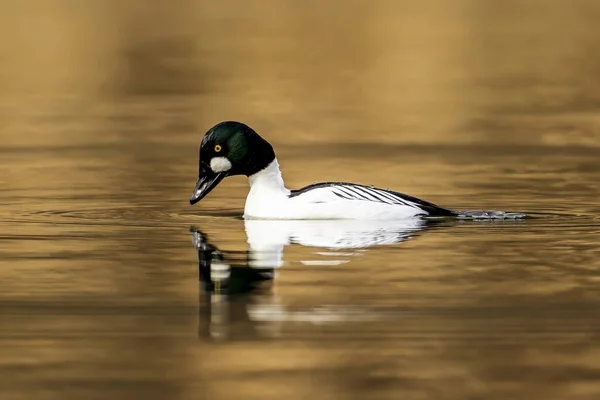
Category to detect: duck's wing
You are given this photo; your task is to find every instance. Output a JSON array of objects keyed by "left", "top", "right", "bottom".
[{"left": 289, "top": 182, "right": 456, "bottom": 217}]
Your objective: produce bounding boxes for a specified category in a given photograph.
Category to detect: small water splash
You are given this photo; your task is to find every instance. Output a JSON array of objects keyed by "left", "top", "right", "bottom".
[{"left": 455, "top": 210, "right": 527, "bottom": 220}]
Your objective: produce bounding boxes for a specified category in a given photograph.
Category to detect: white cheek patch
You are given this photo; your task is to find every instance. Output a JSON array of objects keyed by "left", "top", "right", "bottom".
[{"left": 210, "top": 157, "right": 232, "bottom": 173}]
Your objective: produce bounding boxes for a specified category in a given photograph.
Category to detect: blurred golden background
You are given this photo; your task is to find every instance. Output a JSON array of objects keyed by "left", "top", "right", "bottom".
[
  {"left": 2, "top": 0, "right": 600, "bottom": 147},
  {"left": 1, "top": 2, "right": 600, "bottom": 400}
]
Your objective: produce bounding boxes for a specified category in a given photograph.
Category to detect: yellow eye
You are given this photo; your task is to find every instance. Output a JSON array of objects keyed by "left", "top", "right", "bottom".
[{"left": 214, "top": 144, "right": 222, "bottom": 153}]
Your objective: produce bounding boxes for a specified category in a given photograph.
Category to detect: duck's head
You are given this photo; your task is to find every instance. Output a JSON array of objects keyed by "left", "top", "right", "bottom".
[{"left": 190, "top": 121, "right": 275, "bottom": 205}]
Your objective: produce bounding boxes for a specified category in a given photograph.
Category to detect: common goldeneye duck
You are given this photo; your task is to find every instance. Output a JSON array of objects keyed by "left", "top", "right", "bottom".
[{"left": 190, "top": 121, "right": 460, "bottom": 220}]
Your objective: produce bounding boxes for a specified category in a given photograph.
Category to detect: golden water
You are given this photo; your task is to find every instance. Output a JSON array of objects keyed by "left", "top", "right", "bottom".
[{"left": 1, "top": 1, "right": 600, "bottom": 399}]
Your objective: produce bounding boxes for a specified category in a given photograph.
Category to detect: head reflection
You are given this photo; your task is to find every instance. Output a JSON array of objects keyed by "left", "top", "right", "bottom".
[
  {"left": 191, "top": 219, "right": 432, "bottom": 340},
  {"left": 191, "top": 229, "right": 275, "bottom": 295}
]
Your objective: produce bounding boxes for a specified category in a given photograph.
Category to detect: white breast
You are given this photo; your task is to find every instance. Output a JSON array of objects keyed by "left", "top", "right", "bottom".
[{"left": 244, "top": 159, "right": 291, "bottom": 219}]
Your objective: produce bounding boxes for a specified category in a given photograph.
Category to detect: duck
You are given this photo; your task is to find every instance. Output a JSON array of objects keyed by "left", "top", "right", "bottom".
[{"left": 189, "top": 121, "right": 520, "bottom": 220}]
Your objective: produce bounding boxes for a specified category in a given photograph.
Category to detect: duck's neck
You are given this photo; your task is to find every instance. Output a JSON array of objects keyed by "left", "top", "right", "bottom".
[{"left": 248, "top": 158, "right": 290, "bottom": 197}]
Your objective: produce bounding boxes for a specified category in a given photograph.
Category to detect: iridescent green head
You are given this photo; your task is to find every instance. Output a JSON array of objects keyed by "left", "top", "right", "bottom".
[{"left": 190, "top": 121, "right": 275, "bottom": 205}]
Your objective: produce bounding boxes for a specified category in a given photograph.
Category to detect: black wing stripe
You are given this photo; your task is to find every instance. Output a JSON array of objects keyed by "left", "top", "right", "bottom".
[
  {"left": 347, "top": 185, "right": 422, "bottom": 209},
  {"left": 374, "top": 188, "right": 413, "bottom": 207},
  {"left": 352, "top": 185, "right": 403, "bottom": 206},
  {"left": 368, "top": 188, "right": 403, "bottom": 205},
  {"left": 355, "top": 186, "right": 394, "bottom": 204},
  {"left": 337, "top": 186, "right": 363, "bottom": 199},
  {"left": 334, "top": 188, "right": 361, "bottom": 201},
  {"left": 346, "top": 185, "right": 380, "bottom": 202},
  {"left": 375, "top": 188, "right": 419, "bottom": 208},
  {"left": 333, "top": 190, "right": 353, "bottom": 200},
  {"left": 343, "top": 186, "right": 380, "bottom": 202},
  {"left": 337, "top": 185, "right": 399, "bottom": 206}
]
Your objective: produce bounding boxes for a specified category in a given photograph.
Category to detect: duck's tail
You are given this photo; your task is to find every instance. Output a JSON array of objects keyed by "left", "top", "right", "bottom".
[{"left": 454, "top": 210, "right": 527, "bottom": 220}]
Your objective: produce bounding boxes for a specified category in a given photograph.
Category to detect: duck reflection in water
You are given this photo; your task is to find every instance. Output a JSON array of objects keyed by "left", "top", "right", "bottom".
[{"left": 191, "top": 219, "right": 435, "bottom": 340}]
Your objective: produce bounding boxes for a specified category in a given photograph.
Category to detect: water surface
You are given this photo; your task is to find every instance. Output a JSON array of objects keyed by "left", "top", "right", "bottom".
[{"left": 1, "top": 1, "right": 600, "bottom": 399}]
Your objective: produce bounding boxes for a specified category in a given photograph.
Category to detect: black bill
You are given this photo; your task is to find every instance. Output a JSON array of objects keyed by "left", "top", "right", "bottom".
[{"left": 189, "top": 164, "right": 228, "bottom": 205}]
